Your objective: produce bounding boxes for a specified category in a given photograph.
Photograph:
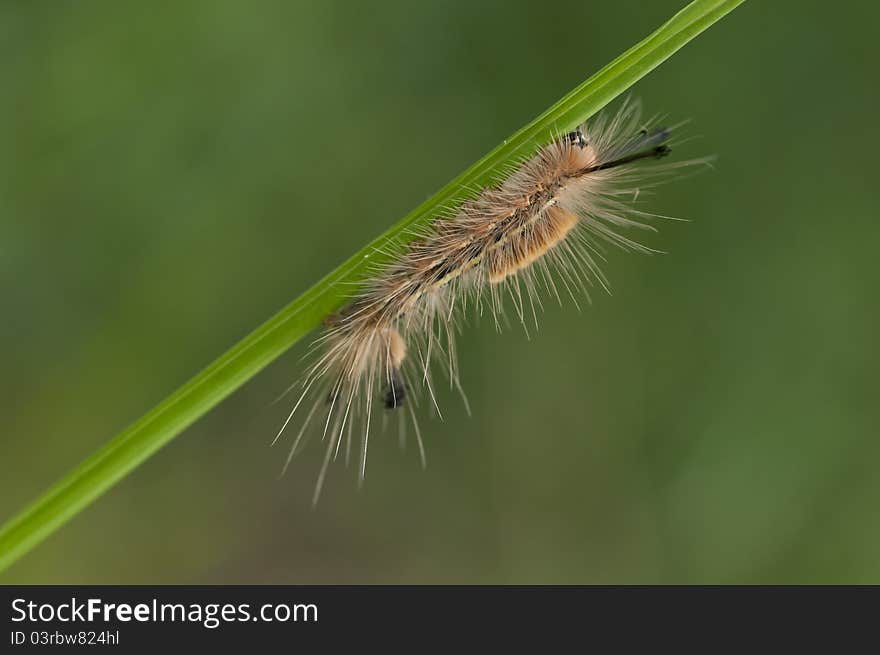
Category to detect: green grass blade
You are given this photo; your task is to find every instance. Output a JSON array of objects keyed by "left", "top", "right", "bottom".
[{"left": 0, "top": 0, "right": 746, "bottom": 574}]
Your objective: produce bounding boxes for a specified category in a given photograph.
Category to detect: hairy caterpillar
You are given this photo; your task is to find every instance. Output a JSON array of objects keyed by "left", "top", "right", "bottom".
[{"left": 276, "top": 100, "right": 701, "bottom": 502}]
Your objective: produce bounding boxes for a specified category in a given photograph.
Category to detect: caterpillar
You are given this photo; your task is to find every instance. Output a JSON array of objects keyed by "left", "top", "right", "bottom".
[{"left": 275, "top": 100, "right": 702, "bottom": 503}]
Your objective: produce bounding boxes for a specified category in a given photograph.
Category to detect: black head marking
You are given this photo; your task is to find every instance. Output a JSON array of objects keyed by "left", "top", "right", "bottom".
[
  {"left": 654, "top": 144, "right": 672, "bottom": 159},
  {"left": 566, "top": 129, "right": 587, "bottom": 149}
]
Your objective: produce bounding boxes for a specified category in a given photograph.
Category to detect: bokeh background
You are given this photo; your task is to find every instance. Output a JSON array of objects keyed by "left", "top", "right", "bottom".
[{"left": 3, "top": 0, "right": 879, "bottom": 584}]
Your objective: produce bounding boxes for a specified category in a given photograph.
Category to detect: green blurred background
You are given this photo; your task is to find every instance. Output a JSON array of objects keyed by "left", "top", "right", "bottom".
[{"left": 2, "top": 0, "right": 878, "bottom": 584}]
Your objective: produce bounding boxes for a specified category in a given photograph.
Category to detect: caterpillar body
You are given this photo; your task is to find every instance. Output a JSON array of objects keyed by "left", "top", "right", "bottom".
[{"left": 276, "top": 101, "right": 698, "bottom": 502}]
